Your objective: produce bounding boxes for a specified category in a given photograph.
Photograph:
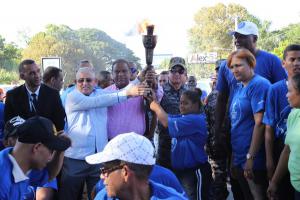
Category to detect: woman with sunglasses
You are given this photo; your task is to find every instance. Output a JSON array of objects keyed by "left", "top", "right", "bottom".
[
  {"left": 268, "top": 73, "right": 300, "bottom": 200},
  {"left": 146, "top": 89, "right": 211, "bottom": 200},
  {"left": 227, "top": 49, "right": 270, "bottom": 199}
]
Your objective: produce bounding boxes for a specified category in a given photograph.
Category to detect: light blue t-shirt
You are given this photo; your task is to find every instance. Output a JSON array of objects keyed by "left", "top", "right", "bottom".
[
  {"left": 95, "top": 180, "right": 188, "bottom": 200},
  {"left": 263, "top": 79, "right": 291, "bottom": 139},
  {"left": 168, "top": 113, "right": 208, "bottom": 170},
  {"left": 230, "top": 75, "right": 270, "bottom": 169}
]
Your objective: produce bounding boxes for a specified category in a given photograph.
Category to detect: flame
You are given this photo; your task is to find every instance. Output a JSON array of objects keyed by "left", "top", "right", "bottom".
[{"left": 138, "top": 19, "right": 152, "bottom": 34}]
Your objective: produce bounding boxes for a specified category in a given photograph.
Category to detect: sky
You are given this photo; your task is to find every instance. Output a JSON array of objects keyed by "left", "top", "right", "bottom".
[{"left": 0, "top": 0, "right": 299, "bottom": 61}]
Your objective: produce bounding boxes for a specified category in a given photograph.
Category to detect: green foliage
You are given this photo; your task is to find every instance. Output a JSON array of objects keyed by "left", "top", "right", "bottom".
[
  {"left": 0, "top": 69, "right": 19, "bottom": 84},
  {"left": 22, "top": 24, "right": 140, "bottom": 86},
  {"left": 0, "top": 35, "right": 21, "bottom": 71},
  {"left": 189, "top": 3, "right": 263, "bottom": 58}
]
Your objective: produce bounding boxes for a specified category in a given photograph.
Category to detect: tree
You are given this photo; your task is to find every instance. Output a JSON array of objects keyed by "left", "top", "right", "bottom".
[
  {"left": 189, "top": 3, "right": 265, "bottom": 58},
  {"left": 22, "top": 24, "right": 140, "bottom": 86},
  {"left": 0, "top": 35, "right": 21, "bottom": 71}
]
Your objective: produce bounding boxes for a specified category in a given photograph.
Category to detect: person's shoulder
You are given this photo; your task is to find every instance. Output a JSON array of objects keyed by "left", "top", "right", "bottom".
[
  {"left": 0, "top": 149, "right": 13, "bottom": 191},
  {"left": 40, "top": 84, "right": 59, "bottom": 94},
  {"left": 257, "top": 50, "right": 280, "bottom": 61},
  {"left": 6, "top": 85, "right": 24, "bottom": 95},
  {"left": 270, "top": 79, "right": 286, "bottom": 90},
  {"left": 150, "top": 181, "right": 187, "bottom": 199},
  {"left": 94, "top": 188, "right": 112, "bottom": 200},
  {"left": 252, "top": 74, "right": 271, "bottom": 86}
]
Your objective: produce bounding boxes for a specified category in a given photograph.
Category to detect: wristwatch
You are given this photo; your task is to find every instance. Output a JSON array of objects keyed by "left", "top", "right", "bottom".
[{"left": 246, "top": 153, "right": 254, "bottom": 160}]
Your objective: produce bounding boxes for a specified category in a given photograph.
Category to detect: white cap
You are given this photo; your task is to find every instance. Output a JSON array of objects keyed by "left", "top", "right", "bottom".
[
  {"left": 230, "top": 21, "right": 259, "bottom": 36},
  {"left": 85, "top": 132, "right": 156, "bottom": 165}
]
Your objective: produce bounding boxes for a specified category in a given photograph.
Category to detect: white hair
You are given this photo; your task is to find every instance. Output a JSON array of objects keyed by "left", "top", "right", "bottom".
[{"left": 76, "top": 67, "right": 96, "bottom": 80}]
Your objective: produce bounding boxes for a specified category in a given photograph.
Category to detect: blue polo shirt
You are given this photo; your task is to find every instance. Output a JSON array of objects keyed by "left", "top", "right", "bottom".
[
  {"left": 0, "top": 102, "right": 4, "bottom": 150},
  {"left": 95, "top": 165, "right": 185, "bottom": 196},
  {"left": 0, "top": 148, "right": 51, "bottom": 200},
  {"left": 263, "top": 79, "right": 291, "bottom": 139},
  {"left": 95, "top": 180, "right": 188, "bottom": 200},
  {"left": 229, "top": 75, "right": 270, "bottom": 169},
  {"left": 216, "top": 50, "right": 286, "bottom": 104},
  {"left": 168, "top": 113, "right": 208, "bottom": 170},
  {"left": 0, "top": 147, "right": 30, "bottom": 200}
]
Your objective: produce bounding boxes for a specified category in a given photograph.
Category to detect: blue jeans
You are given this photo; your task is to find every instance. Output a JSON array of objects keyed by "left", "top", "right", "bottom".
[{"left": 175, "top": 162, "right": 212, "bottom": 200}]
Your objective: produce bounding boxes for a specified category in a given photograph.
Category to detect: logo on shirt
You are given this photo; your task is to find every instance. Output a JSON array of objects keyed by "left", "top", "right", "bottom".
[{"left": 231, "top": 99, "right": 241, "bottom": 127}]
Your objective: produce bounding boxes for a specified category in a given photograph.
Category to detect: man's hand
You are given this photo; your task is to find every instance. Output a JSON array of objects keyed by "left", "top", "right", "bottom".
[
  {"left": 244, "top": 159, "right": 254, "bottom": 180},
  {"left": 144, "top": 69, "right": 157, "bottom": 88},
  {"left": 126, "top": 84, "right": 151, "bottom": 97},
  {"left": 267, "top": 181, "right": 279, "bottom": 200}
]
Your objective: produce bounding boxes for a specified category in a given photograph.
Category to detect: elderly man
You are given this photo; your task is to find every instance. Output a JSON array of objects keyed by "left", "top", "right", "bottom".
[
  {"left": 59, "top": 67, "right": 148, "bottom": 200},
  {"left": 0, "top": 116, "right": 70, "bottom": 200},
  {"left": 85, "top": 132, "right": 187, "bottom": 199},
  {"left": 157, "top": 57, "right": 188, "bottom": 169}
]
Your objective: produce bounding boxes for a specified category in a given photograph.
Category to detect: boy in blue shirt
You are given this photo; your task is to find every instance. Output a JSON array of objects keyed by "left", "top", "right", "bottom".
[
  {"left": 0, "top": 116, "right": 71, "bottom": 200},
  {"left": 264, "top": 44, "right": 300, "bottom": 199}
]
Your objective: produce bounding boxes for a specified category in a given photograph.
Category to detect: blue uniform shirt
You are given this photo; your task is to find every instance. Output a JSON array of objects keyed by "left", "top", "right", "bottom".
[
  {"left": 0, "top": 102, "right": 5, "bottom": 150},
  {"left": 263, "top": 79, "right": 291, "bottom": 139},
  {"left": 0, "top": 147, "right": 30, "bottom": 200},
  {"left": 229, "top": 75, "right": 270, "bottom": 169},
  {"left": 95, "top": 180, "right": 188, "bottom": 200},
  {"left": 168, "top": 113, "right": 208, "bottom": 170}
]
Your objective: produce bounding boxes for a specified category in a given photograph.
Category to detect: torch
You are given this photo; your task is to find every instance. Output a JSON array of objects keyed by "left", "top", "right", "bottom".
[{"left": 142, "top": 25, "right": 157, "bottom": 89}]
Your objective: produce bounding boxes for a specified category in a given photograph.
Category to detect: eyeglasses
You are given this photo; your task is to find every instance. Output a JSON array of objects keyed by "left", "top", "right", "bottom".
[
  {"left": 170, "top": 68, "right": 185, "bottom": 75},
  {"left": 100, "top": 164, "right": 125, "bottom": 178},
  {"left": 77, "top": 78, "right": 93, "bottom": 83}
]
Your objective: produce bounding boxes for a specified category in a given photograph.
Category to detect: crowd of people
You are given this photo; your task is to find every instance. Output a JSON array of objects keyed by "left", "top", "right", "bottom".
[{"left": 0, "top": 20, "right": 299, "bottom": 200}]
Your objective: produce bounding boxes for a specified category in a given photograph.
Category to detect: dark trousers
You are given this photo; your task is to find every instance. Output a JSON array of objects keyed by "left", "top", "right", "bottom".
[
  {"left": 175, "top": 162, "right": 212, "bottom": 200},
  {"left": 233, "top": 167, "right": 268, "bottom": 200},
  {"left": 274, "top": 138, "right": 295, "bottom": 200},
  {"left": 295, "top": 189, "right": 300, "bottom": 200},
  {"left": 58, "top": 157, "right": 100, "bottom": 200}
]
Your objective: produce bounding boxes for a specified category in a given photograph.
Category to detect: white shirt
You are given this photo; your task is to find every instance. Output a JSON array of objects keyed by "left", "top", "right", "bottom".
[
  {"left": 64, "top": 88, "right": 128, "bottom": 160},
  {"left": 8, "top": 154, "right": 29, "bottom": 183},
  {"left": 25, "top": 85, "right": 40, "bottom": 112}
]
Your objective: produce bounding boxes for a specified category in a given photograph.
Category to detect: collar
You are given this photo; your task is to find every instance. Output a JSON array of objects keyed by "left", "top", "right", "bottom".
[
  {"left": 25, "top": 84, "right": 41, "bottom": 97},
  {"left": 8, "top": 153, "right": 29, "bottom": 183}
]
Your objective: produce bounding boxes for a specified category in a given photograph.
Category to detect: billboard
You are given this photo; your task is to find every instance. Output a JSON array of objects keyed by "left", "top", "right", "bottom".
[{"left": 41, "top": 57, "right": 62, "bottom": 71}]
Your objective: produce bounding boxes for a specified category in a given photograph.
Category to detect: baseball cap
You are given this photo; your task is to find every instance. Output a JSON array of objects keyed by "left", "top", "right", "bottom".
[
  {"left": 85, "top": 132, "right": 156, "bottom": 165},
  {"left": 16, "top": 116, "right": 71, "bottom": 151},
  {"left": 3, "top": 116, "right": 25, "bottom": 140},
  {"left": 169, "top": 57, "right": 186, "bottom": 70},
  {"left": 230, "top": 21, "right": 259, "bottom": 36}
]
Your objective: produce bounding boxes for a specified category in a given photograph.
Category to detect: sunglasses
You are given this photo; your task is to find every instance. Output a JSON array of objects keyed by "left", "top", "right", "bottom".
[
  {"left": 77, "top": 78, "right": 93, "bottom": 83},
  {"left": 100, "top": 164, "right": 125, "bottom": 178},
  {"left": 170, "top": 68, "right": 185, "bottom": 75}
]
